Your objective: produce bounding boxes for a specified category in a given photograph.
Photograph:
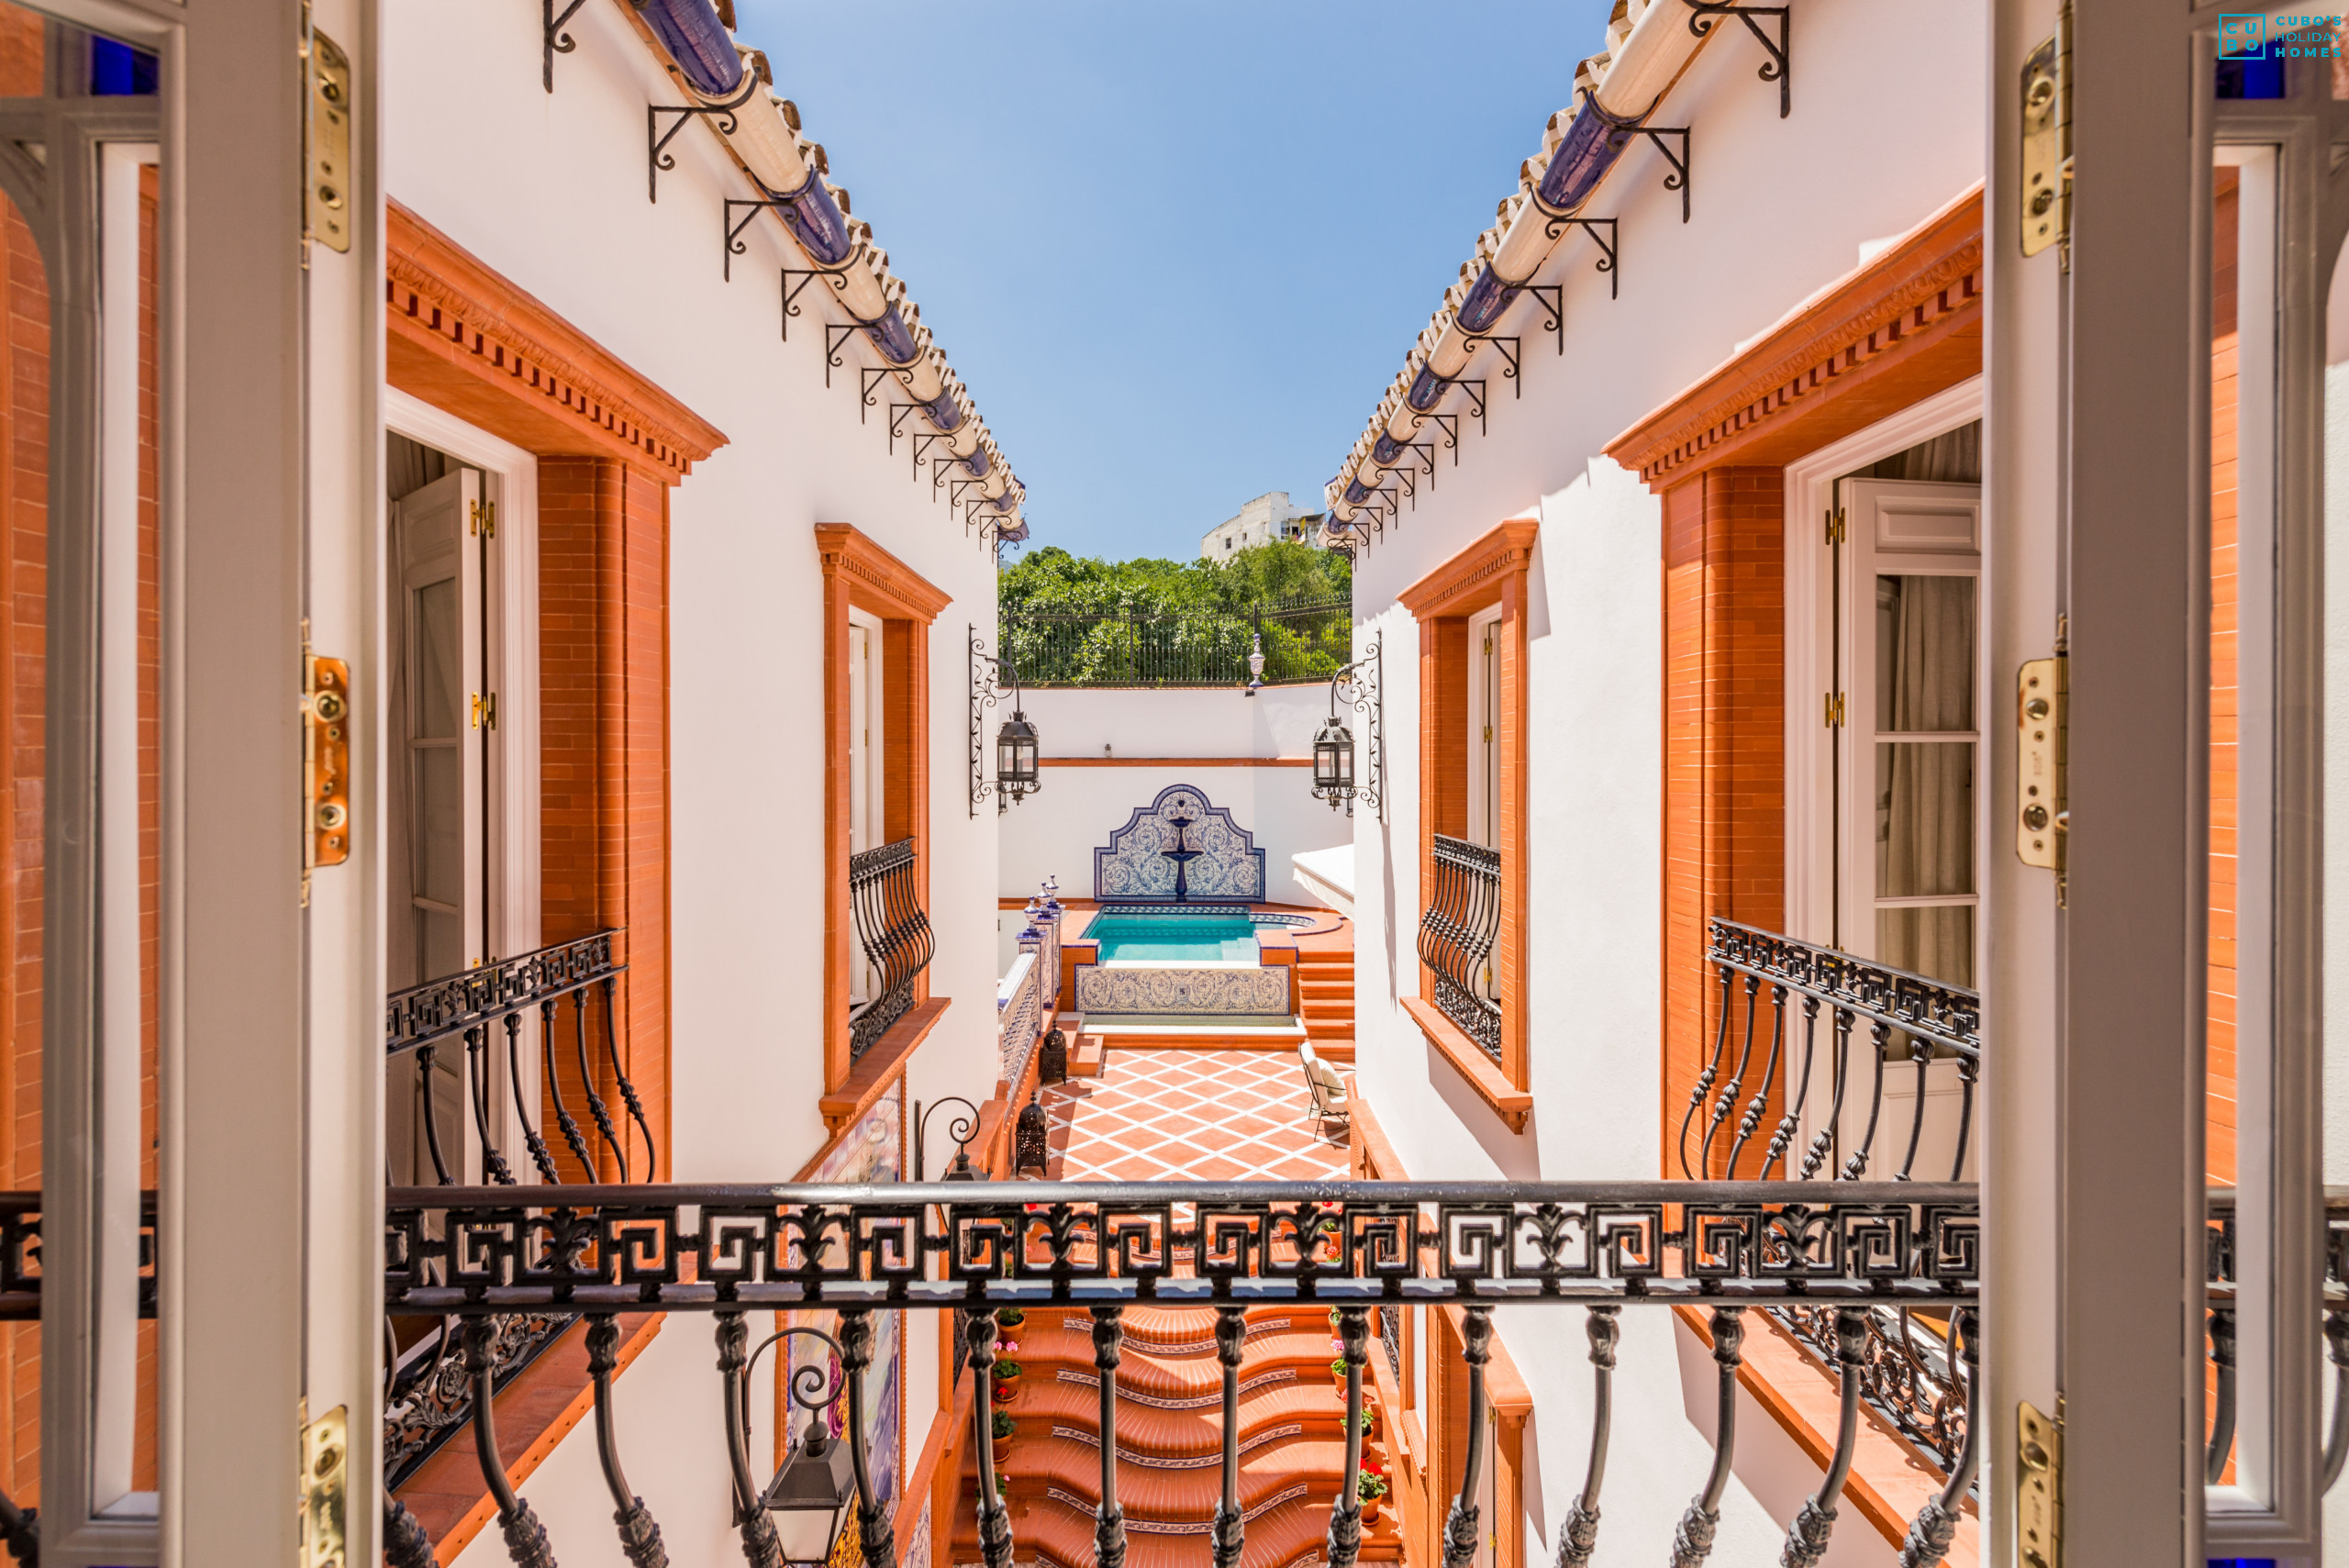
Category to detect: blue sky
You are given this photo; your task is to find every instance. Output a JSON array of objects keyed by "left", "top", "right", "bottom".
[{"left": 733, "top": 0, "right": 1614, "bottom": 562}]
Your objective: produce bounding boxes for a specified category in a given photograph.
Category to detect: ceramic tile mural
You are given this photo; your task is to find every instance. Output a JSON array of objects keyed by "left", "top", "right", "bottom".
[
  {"left": 785, "top": 1078, "right": 902, "bottom": 1515},
  {"left": 901, "top": 1496, "right": 932, "bottom": 1568},
  {"left": 1074, "top": 963, "right": 1291, "bottom": 1016},
  {"left": 1093, "top": 784, "right": 1265, "bottom": 902}
]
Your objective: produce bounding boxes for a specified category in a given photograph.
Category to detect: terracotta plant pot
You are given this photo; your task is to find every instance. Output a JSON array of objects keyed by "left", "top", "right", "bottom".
[
  {"left": 991, "top": 1383, "right": 1018, "bottom": 1407},
  {"left": 1362, "top": 1498, "right": 1383, "bottom": 1527}
]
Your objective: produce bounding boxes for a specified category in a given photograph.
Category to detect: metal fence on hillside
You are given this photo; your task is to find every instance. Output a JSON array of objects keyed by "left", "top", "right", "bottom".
[{"left": 1000, "top": 598, "right": 1352, "bottom": 688}]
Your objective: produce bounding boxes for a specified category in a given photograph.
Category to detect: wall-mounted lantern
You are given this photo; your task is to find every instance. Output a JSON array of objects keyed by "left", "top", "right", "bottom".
[
  {"left": 970, "top": 624, "right": 1042, "bottom": 817},
  {"left": 1313, "top": 713, "right": 1356, "bottom": 801},
  {"left": 728, "top": 1321, "right": 867, "bottom": 1568},
  {"left": 1312, "top": 631, "right": 1384, "bottom": 821}
]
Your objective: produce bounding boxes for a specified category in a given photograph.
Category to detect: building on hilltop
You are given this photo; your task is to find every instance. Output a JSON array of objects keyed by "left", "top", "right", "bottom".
[{"left": 1200, "top": 489, "right": 1327, "bottom": 557}]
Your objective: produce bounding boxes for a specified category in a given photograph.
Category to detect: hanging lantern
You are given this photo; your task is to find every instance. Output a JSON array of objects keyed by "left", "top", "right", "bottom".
[
  {"left": 996, "top": 710, "right": 1040, "bottom": 803},
  {"left": 762, "top": 1419, "right": 858, "bottom": 1567},
  {"left": 1313, "top": 715, "right": 1356, "bottom": 807}
]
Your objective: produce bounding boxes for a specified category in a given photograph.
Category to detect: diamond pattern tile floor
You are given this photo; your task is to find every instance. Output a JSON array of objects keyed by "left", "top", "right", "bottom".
[{"left": 1044, "top": 1049, "right": 1350, "bottom": 1182}]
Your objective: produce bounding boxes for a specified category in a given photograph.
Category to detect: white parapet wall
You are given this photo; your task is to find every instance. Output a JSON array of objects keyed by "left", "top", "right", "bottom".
[{"left": 999, "top": 685, "right": 1358, "bottom": 908}]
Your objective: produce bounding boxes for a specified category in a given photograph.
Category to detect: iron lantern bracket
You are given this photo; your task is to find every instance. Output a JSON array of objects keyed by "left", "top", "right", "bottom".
[
  {"left": 1410, "top": 441, "right": 1438, "bottom": 489},
  {"left": 647, "top": 72, "right": 761, "bottom": 203},
  {"left": 969, "top": 627, "right": 1033, "bottom": 818},
  {"left": 1685, "top": 1, "right": 1790, "bottom": 118},
  {"left": 543, "top": 0, "right": 589, "bottom": 94},
  {"left": 1320, "top": 634, "right": 1386, "bottom": 823}
]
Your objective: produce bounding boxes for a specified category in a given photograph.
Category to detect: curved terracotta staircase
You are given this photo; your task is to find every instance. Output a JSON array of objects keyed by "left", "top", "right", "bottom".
[{"left": 952, "top": 1307, "right": 1401, "bottom": 1568}]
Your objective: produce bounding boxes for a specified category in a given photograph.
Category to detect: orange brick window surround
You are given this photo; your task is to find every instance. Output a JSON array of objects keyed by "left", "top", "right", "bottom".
[
  {"left": 1397, "top": 518, "right": 1537, "bottom": 1129},
  {"left": 815, "top": 524, "right": 952, "bottom": 1119}
]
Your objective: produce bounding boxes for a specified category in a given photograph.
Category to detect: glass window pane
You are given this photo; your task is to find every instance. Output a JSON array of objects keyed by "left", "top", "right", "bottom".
[
  {"left": 1875, "top": 741, "right": 1976, "bottom": 898},
  {"left": 412, "top": 578, "right": 459, "bottom": 740},
  {"left": 416, "top": 744, "right": 461, "bottom": 908},
  {"left": 1874, "top": 573, "right": 1976, "bottom": 733},
  {"left": 1876, "top": 905, "right": 1975, "bottom": 991}
]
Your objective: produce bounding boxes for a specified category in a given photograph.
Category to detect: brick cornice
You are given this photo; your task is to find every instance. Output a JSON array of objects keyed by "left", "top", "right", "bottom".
[
  {"left": 385, "top": 199, "right": 726, "bottom": 480},
  {"left": 1397, "top": 517, "right": 1539, "bottom": 619},
  {"left": 814, "top": 522, "right": 952, "bottom": 623},
  {"left": 1607, "top": 184, "right": 1984, "bottom": 487}
]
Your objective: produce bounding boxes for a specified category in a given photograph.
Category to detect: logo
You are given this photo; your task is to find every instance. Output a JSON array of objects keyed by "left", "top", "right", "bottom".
[{"left": 2221, "top": 15, "right": 2269, "bottom": 56}]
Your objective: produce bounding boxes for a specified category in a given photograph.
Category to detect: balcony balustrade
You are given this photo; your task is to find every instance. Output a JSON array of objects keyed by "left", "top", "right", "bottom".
[
  {"left": 1419, "top": 833, "right": 1501, "bottom": 1061},
  {"left": 852, "top": 838, "right": 935, "bottom": 1061},
  {"left": 379, "top": 934, "right": 660, "bottom": 1525}
]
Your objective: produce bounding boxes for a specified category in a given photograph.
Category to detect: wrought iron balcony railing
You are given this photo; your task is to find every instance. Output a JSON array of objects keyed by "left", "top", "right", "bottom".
[
  {"left": 851, "top": 837, "right": 935, "bottom": 1061},
  {"left": 1419, "top": 832, "right": 1501, "bottom": 1060},
  {"left": 381, "top": 1177, "right": 1987, "bottom": 1568},
  {"left": 381, "top": 934, "right": 658, "bottom": 1499},
  {"left": 1681, "top": 919, "right": 1985, "bottom": 1492}
]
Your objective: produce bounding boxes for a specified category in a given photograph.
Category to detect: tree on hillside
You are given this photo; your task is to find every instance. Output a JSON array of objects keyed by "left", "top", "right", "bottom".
[{"left": 996, "top": 541, "right": 1352, "bottom": 687}]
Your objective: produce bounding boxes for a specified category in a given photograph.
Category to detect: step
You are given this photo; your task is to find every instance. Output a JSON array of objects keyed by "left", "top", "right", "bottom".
[
  {"left": 952, "top": 1488, "right": 1403, "bottom": 1568},
  {"left": 1298, "top": 978, "right": 1354, "bottom": 998},
  {"left": 1071, "top": 1035, "right": 1107, "bottom": 1076},
  {"left": 1304, "top": 1018, "right": 1353, "bottom": 1040},
  {"left": 1300, "top": 999, "right": 1352, "bottom": 1021}
]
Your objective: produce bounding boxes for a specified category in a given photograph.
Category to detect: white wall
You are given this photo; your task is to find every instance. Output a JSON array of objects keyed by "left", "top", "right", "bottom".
[
  {"left": 391, "top": 0, "right": 995, "bottom": 1551},
  {"left": 997, "top": 685, "right": 1355, "bottom": 906},
  {"left": 1338, "top": 0, "right": 1987, "bottom": 1560}
]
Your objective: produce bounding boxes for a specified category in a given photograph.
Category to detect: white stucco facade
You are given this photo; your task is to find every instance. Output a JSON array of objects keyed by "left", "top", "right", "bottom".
[
  {"left": 386, "top": 2, "right": 999, "bottom": 1555},
  {"left": 1335, "top": 0, "right": 1987, "bottom": 1558}
]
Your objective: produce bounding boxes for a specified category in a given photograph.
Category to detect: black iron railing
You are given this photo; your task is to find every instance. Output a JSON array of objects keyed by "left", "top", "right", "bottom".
[
  {"left": 851, "top": 838, "right": 934, "bottom": 1061},
  {"left": 1420, "top": 833, "right": 1501, "bottom": 1061},
  {"left": 1001, "top": 597, "right": 1352, "bottom": 689},
  {"left": 381, "top": 1177, "right": 1986, "bottom": 1568},
  {"left": 381, "top": 933, "right": 658, "bottom": 1496},
  {"left": 1678, "top": 918, "right": 1985, "bottom": 1496}
]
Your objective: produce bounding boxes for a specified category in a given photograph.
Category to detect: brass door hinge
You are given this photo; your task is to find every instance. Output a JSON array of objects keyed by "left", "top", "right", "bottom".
[
  {"left": 471, "top": 498, "right": 495, "bottom": 539},
  {"left": 304, "top": 28, "right": 351, "bottom": 254},
  {"left": 1825, "top": 507, "right": 1845, "bottom": 546},
  {"left": 1823, "top": 691, "right": 1845, "bottom": 729},
  {"left": 2017, "top": 1399, "right": 2061, "bottom": 1568},
  {"left": 302, "top": 651, "right": 351, "bottom": 891},
  {"left": 2020, "top": 6, "right": 2071, "bottom": 262},
  {"left": 471, "top": 691, "right": 497, "bottom": 731},
  {"left": 298, "top": 1402, "right": 349, "bottom": 1568},
  {"left": 2017, "top": 653, "right": 2066, "bottom": 880}
]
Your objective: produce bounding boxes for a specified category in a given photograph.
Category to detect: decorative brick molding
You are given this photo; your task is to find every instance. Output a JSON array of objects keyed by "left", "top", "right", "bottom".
[
  {"left": 386, "top": 201, "right": 726, "bottom": 481},
  {"left": 1607, "top": 184, "right": 1984, "bottom": 487},
  {"left": 1397, "top": 518, "right": 1540, "bottom": 621}
]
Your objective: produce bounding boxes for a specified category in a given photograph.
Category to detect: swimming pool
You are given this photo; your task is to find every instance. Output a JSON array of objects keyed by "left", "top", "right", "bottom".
[{"left": 1085, "top": 912, "right": 1261, "bottom": 963}]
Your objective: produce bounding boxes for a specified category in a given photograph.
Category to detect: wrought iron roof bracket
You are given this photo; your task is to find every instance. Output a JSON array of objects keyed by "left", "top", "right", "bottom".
[
  {"left": 1685, "top": 0, "right": 1791, "bottom": 118},
  {"left": 543, "top": 0, "right": 589, "bottom": 94},
  {"left": 647, "top": 71, "right": 761, "bottom": 203},
  {"left": 1575, "top": 87, "right": 1694, "bottom": 225}
]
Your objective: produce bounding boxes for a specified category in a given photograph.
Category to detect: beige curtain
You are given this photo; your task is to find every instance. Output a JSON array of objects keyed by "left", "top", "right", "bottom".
[{"left": 1879, "top": 574, "right": 1975, "bottom": 985}]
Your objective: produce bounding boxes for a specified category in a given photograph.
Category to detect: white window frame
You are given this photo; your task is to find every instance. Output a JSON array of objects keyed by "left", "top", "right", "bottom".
[
  {"left": 1782, "top": 376, "right": 1987, "bottom": 951},
  {"left": 1465, "top": 602, "right": 1502, "bottom": 851},
  {"left": 384, "top": 389, "right": 540, "bottom": 972},
  {"left": 383, "top": 390, "right": 543, "bottom": 1177}
]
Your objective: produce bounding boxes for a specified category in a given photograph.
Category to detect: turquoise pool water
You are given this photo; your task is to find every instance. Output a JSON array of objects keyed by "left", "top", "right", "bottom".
[{"left": 1086, "top": 912, "right": 1261, "bottom": 962}]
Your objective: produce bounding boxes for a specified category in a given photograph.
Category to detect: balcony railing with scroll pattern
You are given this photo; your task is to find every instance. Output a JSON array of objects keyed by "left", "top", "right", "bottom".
[
  {"left": 1675, "top": 918, "right": 1983, "bottom": 1496},
  {"left": 852, "top": 837, "right": 935, "bottom": 1061},
  {"left": 378, "top": 931, "right": 661, "bottom": 1548},
  {"left": 378, "top": 1175, "right": 1989, "bottom": 1568},
  {"left": 1419, "top": 832, "right": 1501, "bottom": 1061}
]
